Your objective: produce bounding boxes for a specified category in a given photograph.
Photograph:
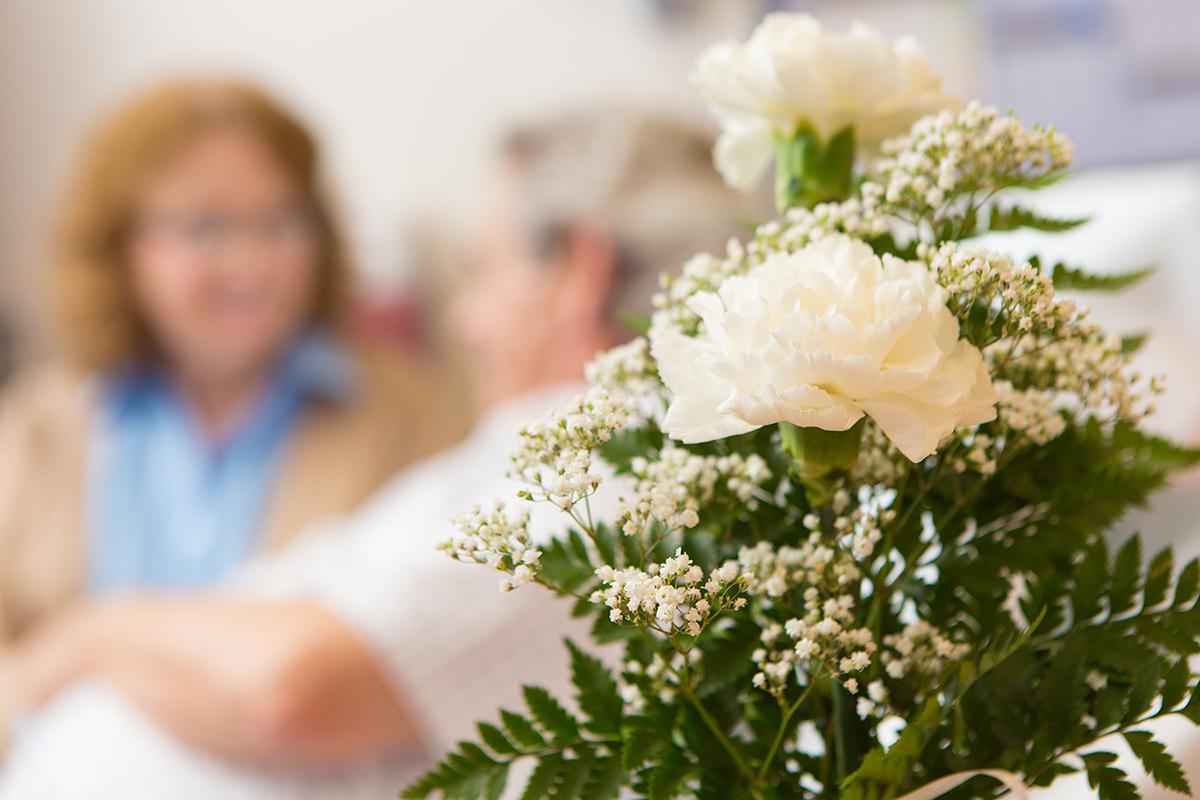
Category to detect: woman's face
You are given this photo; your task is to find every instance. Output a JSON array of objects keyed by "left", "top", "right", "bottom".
[{"left": 126, "top": 126, "right": 320, "bottom": 385}]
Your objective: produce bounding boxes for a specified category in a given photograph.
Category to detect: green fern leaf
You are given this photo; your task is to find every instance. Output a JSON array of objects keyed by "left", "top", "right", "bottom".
[
  {"left": 647, "top": 748, "right": 691, "bottom": 800},
  {"left": 580, "top": 756, "right": 625, "bottom": 800},
  {"left": 1109, "top": 535, "right": 1143, "bottom": 615},
  {"left": 1145, "top": 547, "right": 1176, "bottom": 609},
  {"left": 988, "top": 205, "right": 1088, "bottom": 233},
  {"left": 1160, "top": 659, "right": 1191, "bottom": 712},
  {"left": 566, "top": 640, "right": 623, "bottom": 735},
  {"left": 1125, "top": 660, "right": 1164, "bottom": 723},
  {"left": 1049, "top": 262, "right": 1154, "bottom": 291},
  {"left": 477, "top": 721, "right": 519, "bottom": 756},
  {"left": 621, "top": 717, "right": 662, "bottom": 771},
  {"left": 696, "top": 618, "right": 760, "bottom": 696},
  {"left": 1174, "top": 559, "right": 1199, "bottom": 608},
  {"left": 555, "top": 751, "right": 596, "bottom": 799},
  {"left": 1082, "top": 751, "right": 1139, "bottom": 800},
  {"left": 501, "top": 709, "right": 546, "bottom": 749},
  {"left": 1124, "top": 730, "right": 1191, "bottom": 795},
  {"left": 523, "top": 685, "right": 581, "bottom": 745},
  {"left": 520, "top": 753, "right": 564, "bottom": 800}
]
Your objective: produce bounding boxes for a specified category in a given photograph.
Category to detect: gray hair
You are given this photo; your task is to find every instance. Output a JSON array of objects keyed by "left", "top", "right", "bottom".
[{"left": 502, "top": 109, "right": 760, "bottom": 325}]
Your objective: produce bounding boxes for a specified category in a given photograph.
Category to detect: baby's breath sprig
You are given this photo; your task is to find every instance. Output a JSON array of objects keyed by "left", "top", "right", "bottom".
[
  {"left": 583, "top": 337, "right": 667, "bottom": 423},
  {"left": 592, "top": 549, "right": 748, "bottom": 638},
  {"left": 441, "top": 501, "right": 541, "bottom": 592},
  {"left": 617, "top": 446, "right": 771, "bottom": 542},
  {"left": 508, "top": 387, "right": 631, "bottom": 514},
  {"left": 866, "top": 101, "right": 1074, "bottom": 240}
]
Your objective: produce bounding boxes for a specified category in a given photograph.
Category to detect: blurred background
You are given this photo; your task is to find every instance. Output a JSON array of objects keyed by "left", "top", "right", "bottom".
[
  {"left": 3, "top": 0, "right": 1200, "bottom": 419},
  {"left": 0, "top": 0, "right": 1198, "bottom": 796}
]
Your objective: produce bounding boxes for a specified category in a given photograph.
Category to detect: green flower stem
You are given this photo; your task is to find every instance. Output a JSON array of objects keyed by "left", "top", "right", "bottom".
[
  {"left": 680, "top": 684, "right": 761, "bottom": 793},
  {"left": 774, "top": 125, "right": 856, "bottom": 214},
  {"left": 779, "top": 420, "right": 864, "bottom": 505},
  {"left": 881, "top": 445, "right": 1019, "bottom": 610},
  {"left": 831, "top": 680, "right": 855, "bottom": 785},
  {"left": 757, "top": 678, "right": 821, "bottom": 783},
  {"left": 633, "top": 627, "right": 760, "bottom": 793}
]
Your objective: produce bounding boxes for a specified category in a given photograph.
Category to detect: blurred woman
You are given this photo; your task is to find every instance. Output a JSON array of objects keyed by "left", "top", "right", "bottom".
[{"left": 0, "top": 80, "right": 443, "bottom": 720}]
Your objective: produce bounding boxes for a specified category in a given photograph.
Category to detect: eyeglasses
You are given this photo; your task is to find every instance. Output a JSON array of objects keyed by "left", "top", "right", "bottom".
[{"left": 134, "top": 207, "right": 318, "bottom": 255}]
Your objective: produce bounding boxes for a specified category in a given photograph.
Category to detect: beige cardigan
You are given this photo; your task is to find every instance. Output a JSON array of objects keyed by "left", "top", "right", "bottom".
[{"left": 0, "top": 350, "right": 456, "bottom": 744}]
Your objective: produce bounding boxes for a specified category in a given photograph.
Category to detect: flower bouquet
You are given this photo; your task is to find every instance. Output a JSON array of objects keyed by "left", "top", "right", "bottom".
[{"left": 405, "top": 14, "right": 1200, "bottom": 800}]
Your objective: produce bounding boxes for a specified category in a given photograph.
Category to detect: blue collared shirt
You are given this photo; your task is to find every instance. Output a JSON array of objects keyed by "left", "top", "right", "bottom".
[{"left": 85, "top": 330, "right": 356, "bottom": 592}]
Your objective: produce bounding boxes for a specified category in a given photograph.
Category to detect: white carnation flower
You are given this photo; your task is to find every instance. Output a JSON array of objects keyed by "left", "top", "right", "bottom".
[
  {"left": 692, "top": 13, "right": 957, "bottom": 190},
  {"left": 650, "top": 235, "right": 996, "bottom": 462}
]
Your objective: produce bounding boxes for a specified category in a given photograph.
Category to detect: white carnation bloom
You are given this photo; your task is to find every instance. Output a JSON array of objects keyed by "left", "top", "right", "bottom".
[
  {"left": 650, "top": 235, "right": 996, "bottom": 462},
  {"left": 692, "top": 13, "right": 957, "bottom": 189}
]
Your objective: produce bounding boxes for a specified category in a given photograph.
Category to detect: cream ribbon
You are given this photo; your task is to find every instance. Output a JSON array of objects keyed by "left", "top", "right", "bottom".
[{"left": 895, "top": 769, "right": 1030, "bottom": 800}]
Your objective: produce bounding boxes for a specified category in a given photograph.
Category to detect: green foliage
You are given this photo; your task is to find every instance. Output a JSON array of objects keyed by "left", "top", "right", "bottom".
[
  {"left": 696, "top": 618, "right": 760, "bottom": 697},
  {"left": 567, "top": 640, "right": 623, "bottom": 736},
  {"left": 995, "top": 170, "right": 1073, "bottom": 192},
  {"left": 1125, "top": 730, "right": 1191, "bottom": 795},
  {"left": 985, "top": 204, "right": 1089, "bottom": 233},
  {"left": 401, "top": 740, "right": 509, "bottom": 800},
  {"left": 1082, "top": 751, "right": 1140, "bottom": 800},
  {"left": 1047, "top": 260, "right": 1156, "bottom": 292},
  {"left": 524, "top": 685, "right": 581, "bottom": 745},
  {"left": 403, "top": 641, "right": 628, "bottom": 800},
  {"left": 1121, "top": 332, "right": 1149, "bottom": 354},
  {"left": 646, "top": 748, "right": 692, "bottom": 800}
]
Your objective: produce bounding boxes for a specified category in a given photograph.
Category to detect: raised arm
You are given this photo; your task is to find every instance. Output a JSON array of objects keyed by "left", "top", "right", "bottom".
[{"left": 6, "top": 595, "right": 416, "bottom": 764}]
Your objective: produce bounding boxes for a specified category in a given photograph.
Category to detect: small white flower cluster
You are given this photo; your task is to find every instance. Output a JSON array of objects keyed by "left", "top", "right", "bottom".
[
  {"left": 509, "top": 388, "right": 630, "bottom": 509},
  {"left": 618, "top": 447, "right": 771, "bottom": 538},
  {"left": 852, "top": 422, "right": 910, "bottom": 484},
  {"left": 928, "top": 243, "right": 1077, "bottom": 343},
  {"left": 995, "top": 380, "right": 1066, "bottom": 446},
  {"left": 751, "top": 590, "right": 876, "bottom": 697},
  {"left": 855, "top": 679, "right": 890, "bottom": 719},
  {"left": 753, "top": 199, "right": 889, "bottom": 258},
  {"left": 584, "top": 337, "right": 666, "bottom": 406},
  {"left": 616, "top": 672, "right": 646, "bottom": 713},
  {"left": 625, "top": 651, "right": 692, "bottom": 708},
  {"left": 867, "top": 102, "right": 1073, "bottom": 227},
  {"left": 739, "top": 534, "right": 875, "bottom": 697},
  {"left": 737, "top": 536, "right": 862, "bottom": 601},
  {"left": 993, "top": 331, "right": 1157, "bottom": 425},
  {"left": 928, "top": 242, "right": 1157, "bottom": 426},
  {"left": 881, "top": 620, "right": 969, "bottom": 681},
  {"left": 593, "top": 549, "right": 748, "bottom": 637},
  {"left": 811, "top": 486, "right": 895, "bottom": 562},
  {"left": 785, "top": 591, "right": 876, "bottom": 689},
  {"left": 652, "top": 239, "right": 753, "bottom": 336},
  {"left": 752, "top": 623, "right": 797, "bottom": 696},
  {"left": 947, "top": 428, "right": 1001, "bottom": 476},
  {"left": 441, "top": 501, "right": 540, "bottom": 592},
  {"left": 943, "top": 373, "right": 1068, "bottom": 472}
]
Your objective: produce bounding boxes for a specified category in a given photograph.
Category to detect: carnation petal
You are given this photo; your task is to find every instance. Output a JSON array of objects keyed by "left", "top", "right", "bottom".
[
  {"left": 713, "top": 123, "right": 775, "bottom": 191},
  {"left": 859, "top": 394, "right": 955, "bottom": 463},
  {"left": 652, "top": 326, "right": 758, "bottom": 443}
]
